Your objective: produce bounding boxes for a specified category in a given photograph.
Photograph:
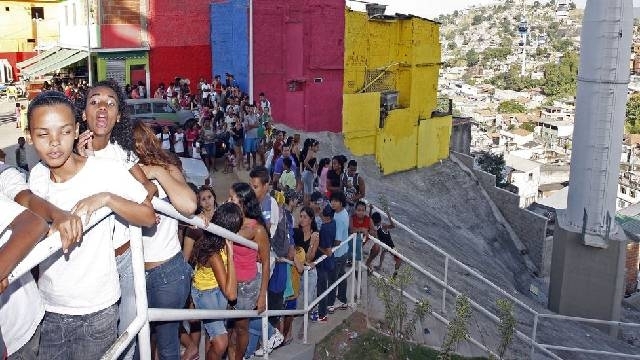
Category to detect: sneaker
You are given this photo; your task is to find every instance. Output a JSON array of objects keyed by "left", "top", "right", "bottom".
[
  {"left": 310, "top": 311, "right": 319, "bottom": 322},
  {"left": 318, "top": 315, "right": 328, "bottom": 323},
  {"left": 266, "top": 329, "right": 284, "bottom": 351},
  {"left": 328, "top": 301, "right": 347, "bottom": 313}
]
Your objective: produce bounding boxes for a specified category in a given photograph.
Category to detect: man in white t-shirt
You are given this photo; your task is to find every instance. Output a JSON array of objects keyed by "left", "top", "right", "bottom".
[{"left": 0, "top": 195, "right": 49, "bottom": 359}]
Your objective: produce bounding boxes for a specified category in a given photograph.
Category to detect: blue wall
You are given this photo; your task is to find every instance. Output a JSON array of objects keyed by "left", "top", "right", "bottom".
[{"left": 210, "top": 0, "right": 249, "bottom": 92}]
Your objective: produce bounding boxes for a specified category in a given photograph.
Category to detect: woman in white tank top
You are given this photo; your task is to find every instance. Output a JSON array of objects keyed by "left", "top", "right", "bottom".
[{"left": 133, "top": 121, "right": 197, "bottom": 359}]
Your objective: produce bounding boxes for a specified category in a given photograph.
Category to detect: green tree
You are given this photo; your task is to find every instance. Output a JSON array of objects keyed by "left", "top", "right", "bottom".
[
  {"left": 447, "top": 42, "right": 457, "bottom": 51},
  {"left": 476, "top": 152, "right": 506, "bottom": 185},
  {"left": 552, "top": 38, "right": 574, "bottom": 53},
  {"left": 543, "top": 51, "right": 579, "bottom": 97},
  {"left": 497, "top": 100, "right": 527, "bottom": 113},
  {"left": 472, "top": 14, "right": 484, "bottom": 25},
  {"left": 372, "top": 266, "right": 431, "bottom": 360},
  {"left": 520, "top": 122, "right": 536, "bottom": 132},
  {"left": 626, "top": 94, "right": 640, "bottom": 134},
  {"left": 465, "top": 49, "right": 480, "bottom": 67}
]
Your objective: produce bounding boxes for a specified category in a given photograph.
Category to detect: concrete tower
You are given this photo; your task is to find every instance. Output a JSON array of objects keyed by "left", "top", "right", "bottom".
[{"left": 548, "top": 0, "right": 633, "bottom": 328}]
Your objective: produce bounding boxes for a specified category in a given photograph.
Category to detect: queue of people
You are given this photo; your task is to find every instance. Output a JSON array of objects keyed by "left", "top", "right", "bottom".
[{"left": 0, "top": 77, "right": 402, "bottom": 360}]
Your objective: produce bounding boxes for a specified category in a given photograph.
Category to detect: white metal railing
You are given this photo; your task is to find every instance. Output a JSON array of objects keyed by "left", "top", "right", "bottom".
[
  {"left": 366, "top": 204, "right": 640, "bottom": 360},
  {"left": 7, "top": 199, "right": 640, "bottom": 360}
]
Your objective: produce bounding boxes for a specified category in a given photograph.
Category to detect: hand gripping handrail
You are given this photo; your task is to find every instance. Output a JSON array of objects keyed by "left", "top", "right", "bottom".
[{"left": 7, "top": 207, "right": 114, "bottom": 284}]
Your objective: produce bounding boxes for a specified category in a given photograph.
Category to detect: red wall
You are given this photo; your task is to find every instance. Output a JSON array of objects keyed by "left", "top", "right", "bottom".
[
  {"left": 147, "top": 0, "right": 212, "bottom": 91},
  {"left": 253, "top": 0, "right": 345, "bottom": 132},
  {"left": 0, "top": 52, "right": 37, "bottom": 79},
  {"left": 101, "top": 24, "right": 142, "bottom": 48}
]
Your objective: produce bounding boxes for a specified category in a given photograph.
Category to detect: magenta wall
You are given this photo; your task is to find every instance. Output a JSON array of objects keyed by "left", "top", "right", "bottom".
[
  {"left": 147, "top": 0, "right": 212, "bottom": 92},
  {"left": 253, "top": 0, "right": 345, "bottom": 132}
]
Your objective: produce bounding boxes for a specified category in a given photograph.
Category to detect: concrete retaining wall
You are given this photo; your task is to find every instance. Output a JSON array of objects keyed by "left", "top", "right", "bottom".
[{"left": 452, "top": 151, "right": 552, "bottom": 276}]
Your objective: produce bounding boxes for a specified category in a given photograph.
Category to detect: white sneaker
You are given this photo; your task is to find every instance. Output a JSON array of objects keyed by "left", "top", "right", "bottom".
[{"left": 255, "top": 329, "right": 284, "bottom": 356}]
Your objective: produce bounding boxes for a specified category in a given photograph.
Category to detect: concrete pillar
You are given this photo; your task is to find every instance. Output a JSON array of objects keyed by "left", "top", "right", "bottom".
[{"left": 548, "top": 211, "right": 627, "bottom": 334}]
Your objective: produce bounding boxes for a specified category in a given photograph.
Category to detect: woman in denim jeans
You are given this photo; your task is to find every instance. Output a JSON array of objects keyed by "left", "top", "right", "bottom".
[
  {"left": 191, "top": 202, "right": 243, "bottom": 360},
  {"left": 227, "top": 183, "right": 271, "bottom": 360},
  {"left": 133, "top": 121, "right": 197, "bottom": 359}
]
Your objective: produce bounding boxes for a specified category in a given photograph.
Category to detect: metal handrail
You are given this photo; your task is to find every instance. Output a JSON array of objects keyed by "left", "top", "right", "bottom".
[{"left": 9, "top": 196, "right": 640, "bottom": 360}]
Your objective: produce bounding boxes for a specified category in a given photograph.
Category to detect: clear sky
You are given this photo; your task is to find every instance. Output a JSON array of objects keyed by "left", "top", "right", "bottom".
[{"left": 345, "top": 0, "right": 639, "bottom": 20}]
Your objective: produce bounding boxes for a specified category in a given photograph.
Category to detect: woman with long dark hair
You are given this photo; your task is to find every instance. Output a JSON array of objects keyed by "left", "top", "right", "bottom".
[
  {"left": 133, "top": 121, "right": 197, "bottom": 359},
  {"left": 226, "top": 182, "right": 271, "bottom": 360}
]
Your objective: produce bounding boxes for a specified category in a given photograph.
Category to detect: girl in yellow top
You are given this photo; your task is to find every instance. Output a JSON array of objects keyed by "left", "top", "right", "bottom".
[{"left": 191, "top": 202, "right": 244, "bottom": 360}]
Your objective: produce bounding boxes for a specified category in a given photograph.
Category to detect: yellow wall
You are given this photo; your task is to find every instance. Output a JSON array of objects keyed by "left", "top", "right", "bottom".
[
  {"left": 343, "top": 9, "right": 452, "bottom": 174},
  {"left": 0, "top": 1, "right": 62, "bottom": 52}
]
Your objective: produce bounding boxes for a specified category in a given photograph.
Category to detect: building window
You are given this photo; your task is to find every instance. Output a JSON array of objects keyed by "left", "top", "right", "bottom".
[
  {"left": 528, "top": 173, "right": 533, "bottom": 181},
  {"left": 622, "top": 186, "right": 627, "bottom": 195},
  {"left": 72, "top": 3, "right": 77, "bottom": 26},
  {"left": 632, "top": 190, "right": 636, "bottom": 198},
  {"left": 30, "top": 7, "right": 44, "bottom": 20}
]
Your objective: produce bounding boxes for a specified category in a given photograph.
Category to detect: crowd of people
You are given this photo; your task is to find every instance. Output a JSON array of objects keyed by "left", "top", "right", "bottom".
[{"left": 0, "top": 76, "right": 403, "bottom": 360}]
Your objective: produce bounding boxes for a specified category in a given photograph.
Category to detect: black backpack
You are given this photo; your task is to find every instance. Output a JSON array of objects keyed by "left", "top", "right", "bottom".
[{"left": 270, "top": 206, "right": 291, "bottom": 258}]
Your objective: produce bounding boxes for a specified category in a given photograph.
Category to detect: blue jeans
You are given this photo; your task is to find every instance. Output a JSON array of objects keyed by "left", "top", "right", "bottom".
[
  {"left": 299, "top": 268, "right": 317, "bottom": 308},
  {"left": 316, "top": 269, "right": 330, "bottom": 317},
  {"left": 245, "top": 318, "right": 276, "bottom": 357},
  {"left": 9, "top": 324, "right": 40, "bottom": 360},
  {"left": 145, "top": 253, "right": 192, "bottom": 360},
  {"left": 327, "top": 255, "right": 348, "bottom": 307},
  {"left": 191, "top": 287, "right": 227, "bottom": 338},
  {"left": 116, "top": 248, "right": 136, "bottom": 360},
  {"left": 347, "top": 234, "right": 363, "bottom": 262},
  {"left": 37, "top": 304, "right": 118, "bottom": 360}
]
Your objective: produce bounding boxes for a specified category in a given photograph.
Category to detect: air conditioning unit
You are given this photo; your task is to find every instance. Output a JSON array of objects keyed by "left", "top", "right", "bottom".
[
  {"left": 380, "top": 90, "right": 398, "bottom": 111},
  {"left": 366, "top": 3, "right": 386, "bottom": 18}
]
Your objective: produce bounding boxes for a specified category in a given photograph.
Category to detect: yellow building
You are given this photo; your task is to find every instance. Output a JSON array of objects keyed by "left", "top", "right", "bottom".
[
  {"left": 0, "top": 1, "right": 62, "bottom": 53},
  {"left": 343, "top": 7, "right": 452, "bottom": 174}
]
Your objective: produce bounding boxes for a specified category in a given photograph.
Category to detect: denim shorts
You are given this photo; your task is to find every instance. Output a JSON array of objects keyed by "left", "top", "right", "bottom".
[
  {"left": 191, "top": 287, "right": 228, "bottom": 338},
  {"left": 236, "top": 273, "right": 261, "bottom": 311}
]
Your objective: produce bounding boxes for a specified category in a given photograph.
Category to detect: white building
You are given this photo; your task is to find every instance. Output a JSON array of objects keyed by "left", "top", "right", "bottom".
[
  {"left": 505, "top": 154, "right": 542, "bottom": 207},
  {"left": 618, "top": 171, "right": 640, "bottom": 210}
]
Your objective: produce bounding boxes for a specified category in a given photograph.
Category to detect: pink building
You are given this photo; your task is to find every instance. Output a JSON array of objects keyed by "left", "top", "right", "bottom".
[{"left": 252, "top": 0, "right": 344, "bottom": 132}]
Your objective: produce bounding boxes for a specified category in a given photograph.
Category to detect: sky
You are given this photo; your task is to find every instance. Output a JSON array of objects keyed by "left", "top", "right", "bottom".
[{"left": 346, "top": 0, "right": 639, "bottom": 20}]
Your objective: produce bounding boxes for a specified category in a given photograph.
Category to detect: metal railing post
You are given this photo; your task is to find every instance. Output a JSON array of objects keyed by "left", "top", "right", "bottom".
[
  {"left": 349, "top": 235, "right": 356, "bottom": 305},
  {"left": 303, "top": 267, "right": 309, "bottom": 344},
  {"left": 130, "top": 226, "right": 151, "bottom": 360},
  {"left": 531, "top": 312, "right": 539, "bottom": 359},
  {"left": 262, "top": 291, "right": 269, "bottom": 359},
  {"left": 442, "top": 255, "right": 449, "bottom": 314}
]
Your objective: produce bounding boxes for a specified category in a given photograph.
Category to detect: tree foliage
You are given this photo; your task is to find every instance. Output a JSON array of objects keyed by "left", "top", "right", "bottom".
[
  {"left": 476, "top": 152, "right": 506, "bottom": 186},
  {"left": 542, "top": 52, "right": 579, "bottom": 97},
  {"left": 487, "top": 65, "right": 543, "bottom": 92},
  {"left": 626, "top": 94, "right": 640, "bottom": 134},
  {"left": 520, "top": 122, "right": 536, "bottom": 132},
  {"left": 497, "top": 100, "right": 526, "bottom": 114},
  {"left": 465, "top": 49, "right": 480, "bottom": 67}
]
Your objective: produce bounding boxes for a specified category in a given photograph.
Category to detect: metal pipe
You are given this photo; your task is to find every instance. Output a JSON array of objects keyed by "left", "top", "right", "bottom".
[
  {"left": 102, "top": 226, "right": 149, "bottom": 360},
  {"left": 86, "top": 0, "right": 92, "bottom": 85},
  {"left": 371, "top": 205, "right": 538, "bottom": 316},
  {"left": 151, "top": 198, "right": 256, "bottom": 250},
  {"left": 538, "top": 313, "right": 640, "bottom": 327},
  {"left": 442, "top": 255, "right": 449, "bottom": 314},
  {"left": 8, "top": 207, "right": 113, "bottom": 283},
  {"left": 349, "top": 235, "right": 356, "bottom": 305},
  {"left": 541, "top": 345, "right": 640, "bottom": 359},
  {"left": 530, "top": 313, "right": 539, "bottom": 359},
  {"left": 303, "top": 267, "right": 309, "bottom": 344},
  {"left": 248, "top": 0, "right": 253, "bottom": 104}
]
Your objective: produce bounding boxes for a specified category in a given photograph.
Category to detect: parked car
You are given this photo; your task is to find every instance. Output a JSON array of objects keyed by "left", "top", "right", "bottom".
[{"left": 126, "top": 98, "right": 195, "bottom": 126}]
